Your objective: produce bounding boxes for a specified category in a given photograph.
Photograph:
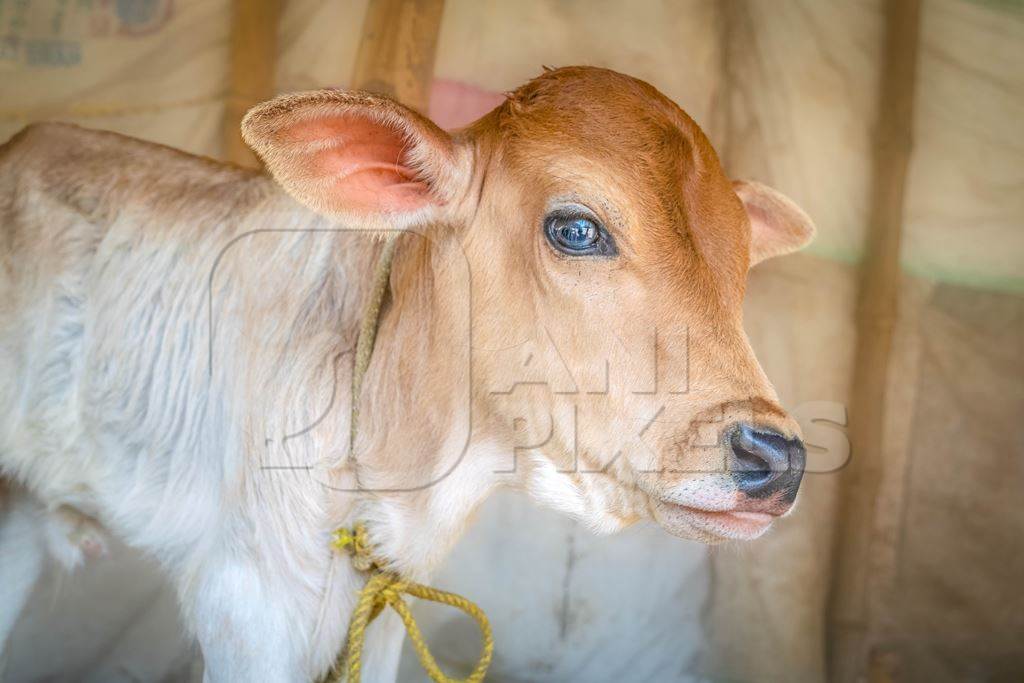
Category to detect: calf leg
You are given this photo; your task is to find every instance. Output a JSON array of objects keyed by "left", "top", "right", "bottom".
[
  {"left": 358, "top": 609, "right": 406, "bottom": 683},
  {"left": 188, "top": 554, "right": 316, "bottom": 683},
  {"left": 0, "top": 490, "right": 45, "bottom": 676},
  {"left": 0, "top": 490, "right": 110, "bottom": 676},
  {"left": 187, "top": 553, "right": 408, "bottom": 683}
]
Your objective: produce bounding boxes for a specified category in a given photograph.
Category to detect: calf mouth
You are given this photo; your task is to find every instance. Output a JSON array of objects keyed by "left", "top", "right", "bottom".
[
  {"left": 650, "top": 495, "right": 794, "bottom": 542},
  {"left": 658, "top": 502, "right": 776, "bottom": 541}
]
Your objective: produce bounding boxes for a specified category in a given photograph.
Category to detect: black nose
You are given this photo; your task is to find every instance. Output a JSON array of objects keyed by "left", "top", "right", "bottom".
[{"left": 729, "top": 424, "right": 805, "bottom": 500}]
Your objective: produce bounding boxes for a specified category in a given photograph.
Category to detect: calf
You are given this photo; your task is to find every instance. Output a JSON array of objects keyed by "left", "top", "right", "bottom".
[{"left": 0, "top": 66, "right": 813, "bottom": 681}]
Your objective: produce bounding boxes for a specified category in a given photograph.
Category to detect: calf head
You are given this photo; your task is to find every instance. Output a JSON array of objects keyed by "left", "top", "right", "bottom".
[{"left": 244, "top": 67, "right": 815, "bottom": 544}]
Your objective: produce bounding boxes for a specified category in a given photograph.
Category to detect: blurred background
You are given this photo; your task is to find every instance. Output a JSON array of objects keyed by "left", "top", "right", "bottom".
[{"left": 1, "top": 0, "right": 1021, "bottom": 681}]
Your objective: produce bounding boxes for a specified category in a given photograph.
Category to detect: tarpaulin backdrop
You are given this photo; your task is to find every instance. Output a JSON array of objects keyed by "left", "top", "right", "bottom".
[{"left": 1, "top": 1, "right": 1021, "bottom": 681}]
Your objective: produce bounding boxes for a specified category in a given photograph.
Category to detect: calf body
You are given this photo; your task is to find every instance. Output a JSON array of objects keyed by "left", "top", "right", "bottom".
[
  {"left": 0, "top": 67, "right": 815, "bottom": 681},
  {"left": 0, "top": 124, "right": 392, "bottom": 678}
]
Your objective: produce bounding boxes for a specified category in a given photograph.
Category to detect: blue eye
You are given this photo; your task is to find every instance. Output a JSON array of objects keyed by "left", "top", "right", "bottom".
[
  {"left": 544, "top": 211, "right": 617, "bottom": 256},
  {"left": 557, "top": 217, "right": 597, "bottom": 248}
]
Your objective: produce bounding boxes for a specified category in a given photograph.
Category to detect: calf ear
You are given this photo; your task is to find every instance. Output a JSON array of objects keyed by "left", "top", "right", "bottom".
[
  {"left": 733, "top": 180, "right": 815, "bottom": 266},
  {"left": 242, "top": 90, "right": 464, "bottom": 227}
]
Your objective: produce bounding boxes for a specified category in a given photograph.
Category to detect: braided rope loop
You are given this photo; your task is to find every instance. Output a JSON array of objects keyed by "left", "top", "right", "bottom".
[{"left": 326, "top": 524, "right": 494, "bottom": 683}]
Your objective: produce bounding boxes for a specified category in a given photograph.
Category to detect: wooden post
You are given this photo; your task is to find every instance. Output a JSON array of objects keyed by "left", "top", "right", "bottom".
[
  {"left": 349, "top": 0, "right": 446, "bottom": 113},
  {"left": 222, "top": 0, "right": 282, "bottom": 167},
  {"left": 828, "top": 1, "right": 922, "bottom": 680}
]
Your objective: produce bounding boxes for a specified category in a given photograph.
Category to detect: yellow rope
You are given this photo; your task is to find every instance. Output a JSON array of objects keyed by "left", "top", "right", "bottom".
[
  {"left": 322, "top": 236, "right": 494, "bottom": 682},
  {"left": 326, "top": 524, "right": 494, "bottom": 683},
  {"left": 349, "top": 234, "right": 399, "bottom": 448}
]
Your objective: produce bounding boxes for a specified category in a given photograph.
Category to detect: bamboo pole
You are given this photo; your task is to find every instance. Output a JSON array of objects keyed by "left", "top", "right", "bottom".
[
  {"left": 828, "top": 1, "right": 922, "bottom": 680},
  {"left": 349, "top": 0, "right": 446, "bottom": 113},
  {"left": 222, "top": 0, "right": 282, "bottom": 167}
]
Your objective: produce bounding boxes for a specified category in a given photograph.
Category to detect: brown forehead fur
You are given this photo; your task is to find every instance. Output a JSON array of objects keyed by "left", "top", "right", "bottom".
[{"left": 468, "top": 66, "right": 751, "bottom": 314}]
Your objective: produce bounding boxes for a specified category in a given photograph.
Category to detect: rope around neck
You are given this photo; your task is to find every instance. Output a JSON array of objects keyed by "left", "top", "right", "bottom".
[
  {"left": 349, "top": 234, "right": 400, "bottom": 448},
  {"left": 323, "top": 235, "right": 494, "bottom": 683}
]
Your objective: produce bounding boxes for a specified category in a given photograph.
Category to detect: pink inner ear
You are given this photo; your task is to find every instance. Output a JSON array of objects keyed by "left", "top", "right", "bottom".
[
  {"left": 734, "top": 181, "right": 815, "bottom": 266},
  {"left": 289, "top": 115, "right": 434, "bottom": 213},
  {"left": 746, "top": 202, "right": 780, "bottom": 240}
]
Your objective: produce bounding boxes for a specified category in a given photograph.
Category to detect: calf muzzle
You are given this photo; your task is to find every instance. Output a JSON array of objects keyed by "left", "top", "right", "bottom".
[{"left": 728, "top": 423, "right": 806, "bottom": 502}]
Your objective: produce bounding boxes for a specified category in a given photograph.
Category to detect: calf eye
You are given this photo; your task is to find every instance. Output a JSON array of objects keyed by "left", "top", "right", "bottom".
[{"left": 544, "top": 211, "right": 617, "bottom": 257}]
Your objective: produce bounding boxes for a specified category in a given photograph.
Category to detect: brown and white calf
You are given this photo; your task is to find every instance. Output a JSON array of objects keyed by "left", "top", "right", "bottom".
[{"left": 0, "top": 67, "right": 813, "bottom": 680}]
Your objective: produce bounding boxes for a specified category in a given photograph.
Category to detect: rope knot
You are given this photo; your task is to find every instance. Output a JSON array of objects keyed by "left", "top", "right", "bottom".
[
  {"left": 331, "top": 522, "right": 376, "bottom": 572},
  {"left": 326, "top": 524, "right": 494, "bottom": 683}
]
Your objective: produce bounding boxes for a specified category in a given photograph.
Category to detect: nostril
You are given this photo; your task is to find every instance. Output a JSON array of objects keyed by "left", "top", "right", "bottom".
[
  {"left": 729, "top": 424, "right": 805, "bottom": 498},
  {"left": 729, "top": 427, "right": 775, "bottom": 487}
]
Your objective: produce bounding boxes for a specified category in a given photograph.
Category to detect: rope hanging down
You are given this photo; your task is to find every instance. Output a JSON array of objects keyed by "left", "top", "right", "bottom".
[
  {"left": 324, "top": 234, "right": 494, "bottom": 683},
  {"left": 328, "top": 524, "right": 494, "bottom": 683}
]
